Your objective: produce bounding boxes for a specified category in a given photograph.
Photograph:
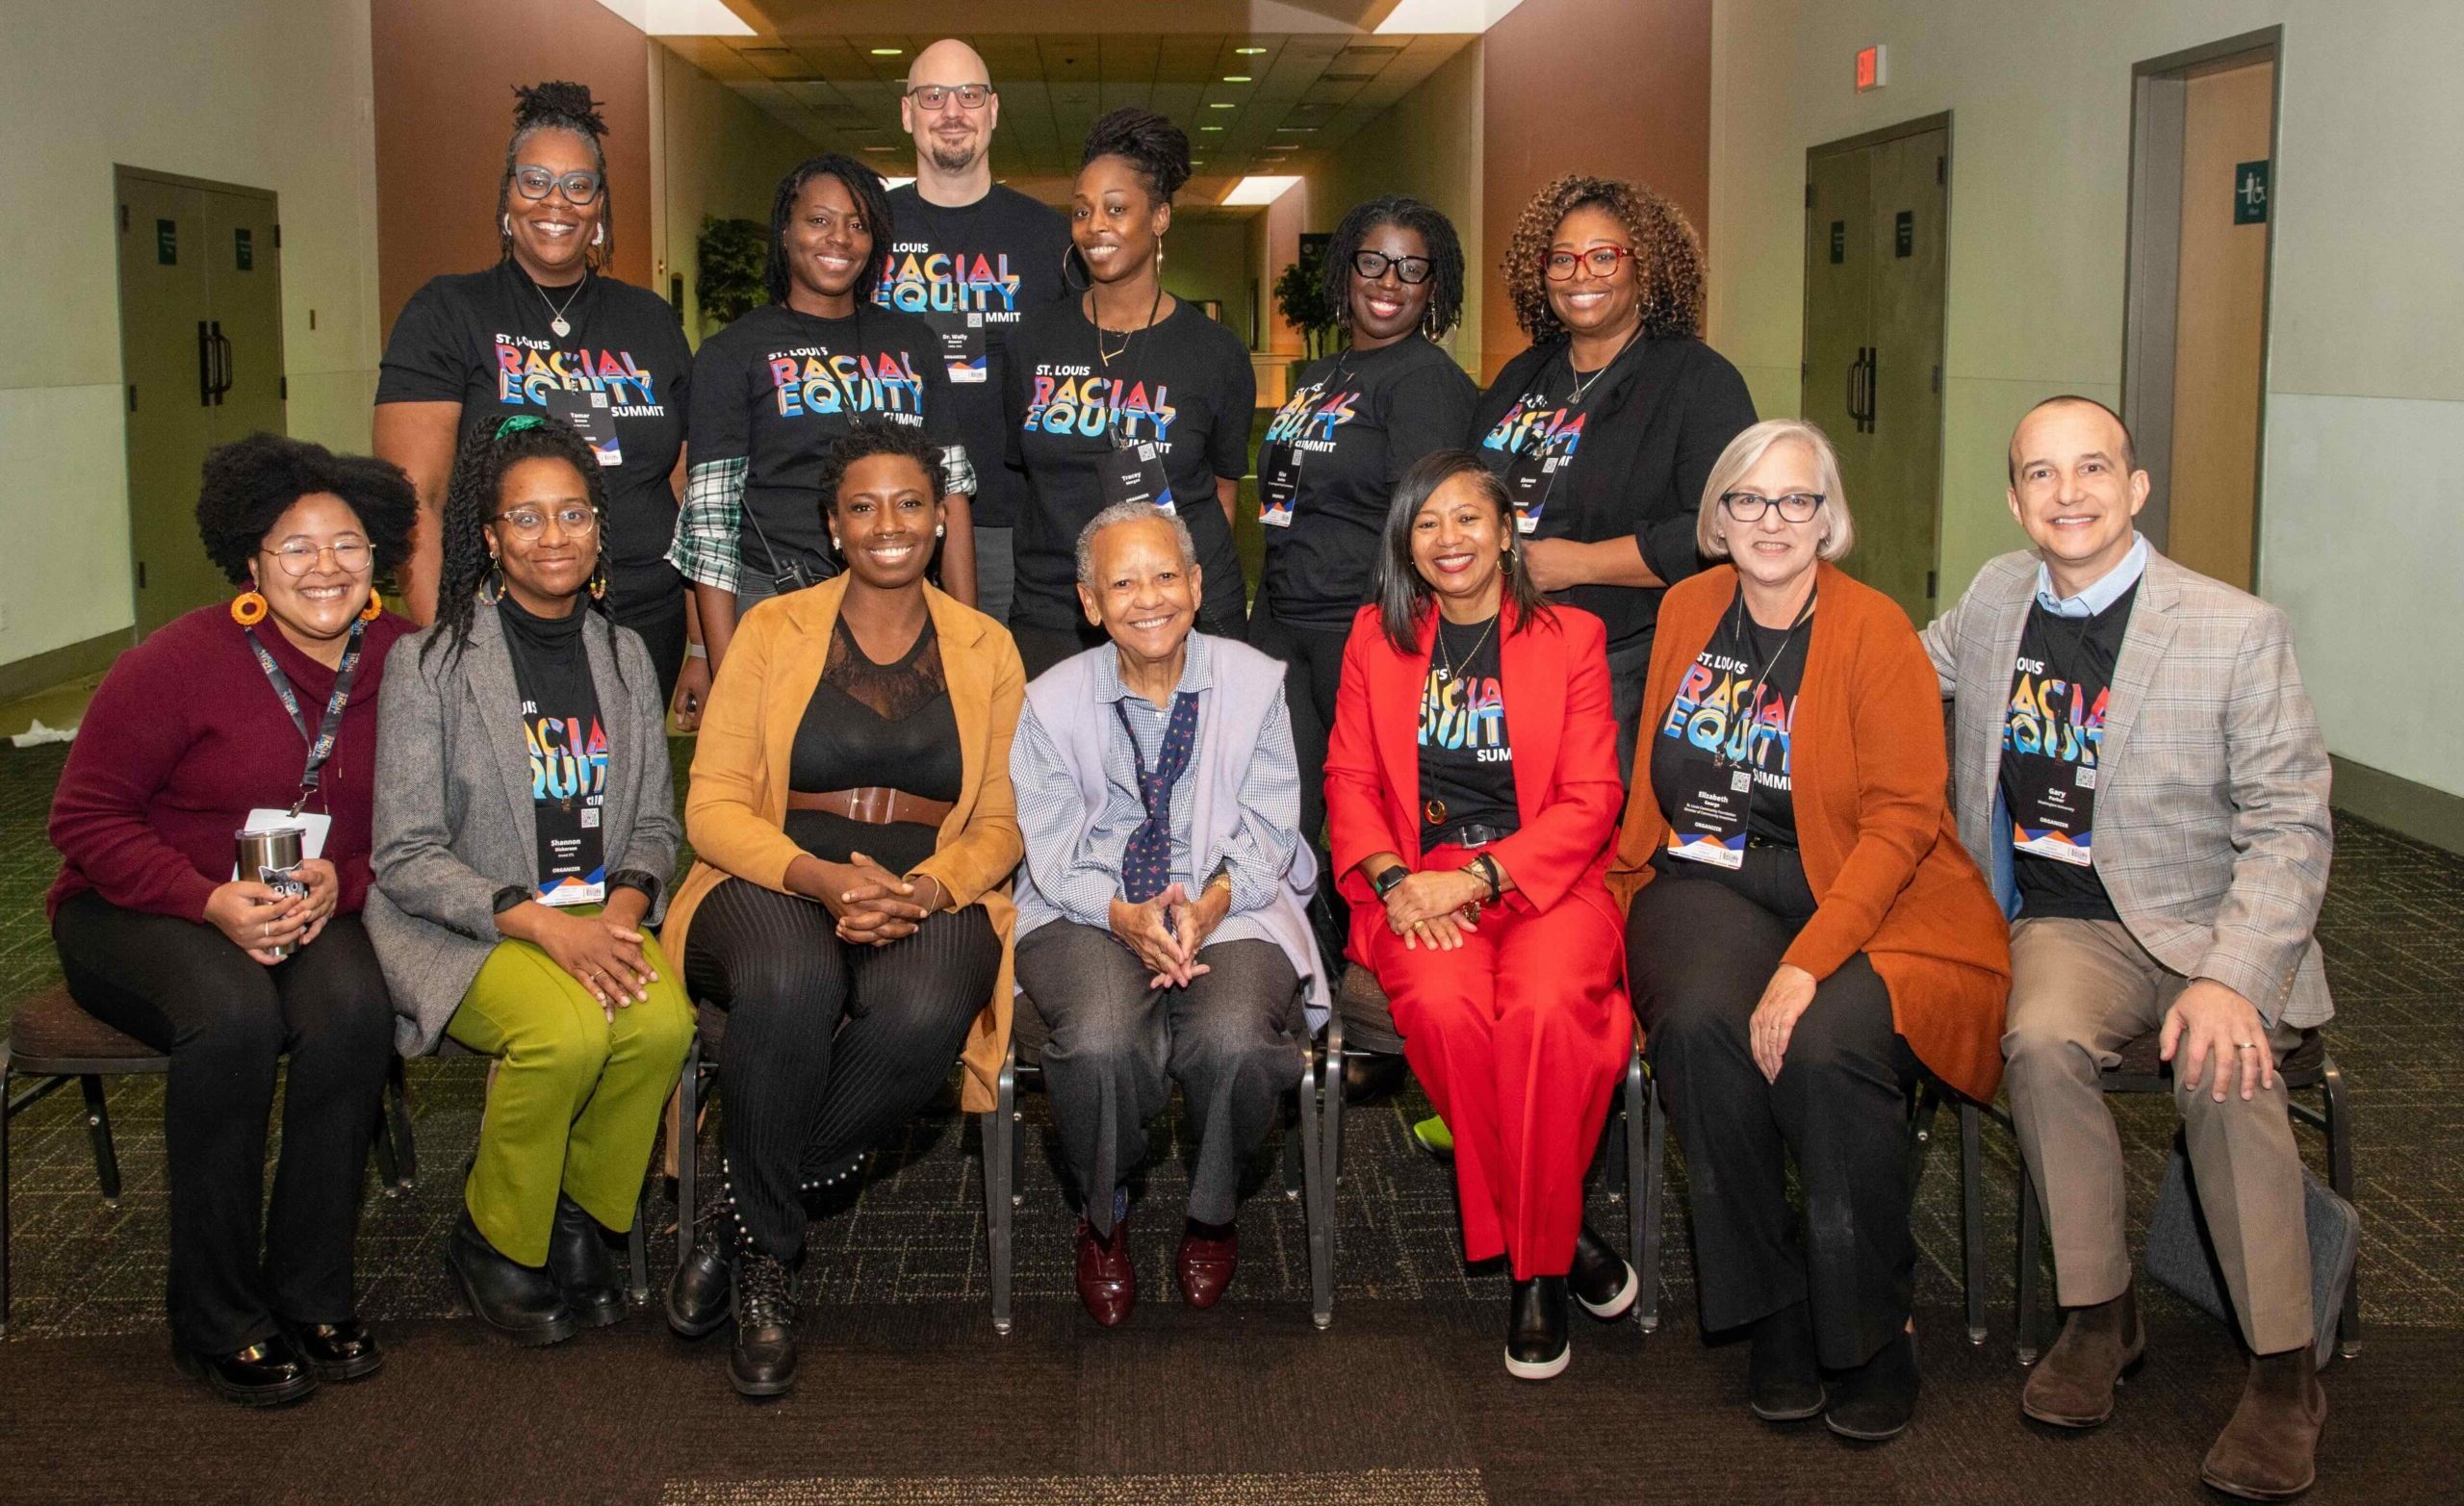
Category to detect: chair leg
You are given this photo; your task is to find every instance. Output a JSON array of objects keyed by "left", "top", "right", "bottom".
[
  {"left": 80, "top": 1077, "right": 120, "bottom": 1202},
  {"left": 1281, "top": 1098, "right": 1304, "bottom": 1202},
  {"left": 676, "top": 1039, "right": 701, "bottom": 1272},
  {"left": 988, "top": 1043, "right": 1017, "bottom": 1336},
  {"left": 1323, "top": 1012, "right": 1347, "bottom": 1193},
  {"left": 1960, "top": 1102, "right": 1987, "bottom": 1345},
  {"left": 1008, "top": 1067, "right": 1027, "bottom": 1211},
  {"left": 1621, "top": 1045, "right": 1647, "bottom": 1329},
  {"left": 1298, "top": 1035, "right": 1332, "bottom": 1330},
  {"left": 1638, "top": 1065, "right": 1666, "bottom": 1336},
  {"left": 2015, "top": 1158, "right": 2044, "bottom": 1366},
  {"left": 2320, "top": 1060, "right": 2361, "bottom": 1359},
  {"left": 627, "top": 1195, "right": 651, "bottom": 1308},
  {"left": 386, "top": 1055, "right": 418, "bottom": 1188},
  {"left": 2, "top": 1053, "right": 14, "bottom": 1339},
  {"left": 369, "top": 1094, "right": 399, "bottom": 1193}
]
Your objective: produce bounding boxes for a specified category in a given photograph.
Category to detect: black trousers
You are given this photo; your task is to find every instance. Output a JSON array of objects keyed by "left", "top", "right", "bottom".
[
  {"left": 609, "top": 572, "right": 689, "bottom": 709},
  {"left": 1604, "top": 634, "right": 1652, "bottom": 780},
  {"left": 1625, "top": 851, "right": 1919, "bottom": 1368},
  {"left": 1245, "top": 592, "right": 1348, "bottom": 858},
  {"left": 681, "top": 879, "right": 997, "bottom": 1260},
  {"left": 1014, "top": 923, "right": 1301, "bottom": 1236},
  {"left": 50, "top": 892, "right": 396, "bottom": 1355}
]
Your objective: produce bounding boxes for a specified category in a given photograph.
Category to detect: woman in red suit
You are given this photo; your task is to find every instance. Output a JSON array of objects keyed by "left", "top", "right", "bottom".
[{"left": 1323, "top": 450, "right": 1635, "bottom": 1380}]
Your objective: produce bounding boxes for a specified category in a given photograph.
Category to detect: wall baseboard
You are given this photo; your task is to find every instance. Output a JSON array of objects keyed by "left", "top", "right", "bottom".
[
  {"left": 0, "top": 629, "right": 129, "bottom": 707},
  {"left": 2333, "top": 754, "right": 2464, "bottom": 856}
]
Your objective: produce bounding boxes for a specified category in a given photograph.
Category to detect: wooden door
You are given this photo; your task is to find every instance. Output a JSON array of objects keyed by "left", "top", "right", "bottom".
[{"left": 1857, "top": 128, "right": 1949, "bottom": 622}]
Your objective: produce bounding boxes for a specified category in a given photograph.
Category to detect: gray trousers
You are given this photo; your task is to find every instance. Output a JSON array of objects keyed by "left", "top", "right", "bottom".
[
  {"left": 2004, "top": 917, "right": 2313, "bottom": 1354},
  {"left": 1014, "top": 922, "right": 1301, "bottom": 1235}
]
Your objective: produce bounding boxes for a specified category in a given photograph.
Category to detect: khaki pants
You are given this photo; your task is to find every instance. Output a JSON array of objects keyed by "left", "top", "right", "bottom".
[{"left": 2003, "top": 917, "right": 2313, "bottom": 1355}]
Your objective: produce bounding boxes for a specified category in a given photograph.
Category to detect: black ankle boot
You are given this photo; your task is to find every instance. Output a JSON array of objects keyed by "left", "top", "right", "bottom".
[
  {"left": 546, "top": 1194, "right": 627, "bottom": 1329},
  {"left": 667, "top": 1197, "right": 736, "bottom": 1340},
  {"left": 1341, "top": 1051, "right": 1410, "bottom": 1106},
  {"left": 281, "top": 1318, "right": 385, "bottom": 1383},
  {"left": 172, "top": 1331, "right": 319, "bottom": 1407},
  {"left": 1504, "top": 1275, "right": 1571, "bottom": 1381},
  {"left": 730, "top": 1251, "right": 800, "bottom": 1398},
  {"left": 1825, "top": 1328, "right": 1920, "bottom": 1442},
  {"left": 446, "top": 1208, "right": 577, "bottom": 1347},
  {"left": 1569, "top": 1224, "right": 1638, "bottom": 1320},
  {"left": 1748, "top": 1301, "right": 1825, "bottom": 1421}
]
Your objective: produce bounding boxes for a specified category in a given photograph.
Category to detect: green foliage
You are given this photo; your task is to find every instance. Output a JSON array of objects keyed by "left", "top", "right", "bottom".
[
  {"left": 1271, "top": 245, "right": 1337, "bottom": 360},
  {"left": 695, "top": 216, "right": 770, "bottom": 333}
]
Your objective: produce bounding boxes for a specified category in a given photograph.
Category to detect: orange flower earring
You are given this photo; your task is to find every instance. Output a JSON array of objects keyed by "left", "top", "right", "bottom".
[
  {"left": 230, "top": 587, "right": 269, "bottom": 625},
  {"left": 360, "top": 593, "right": 385, "bottom": 623}
]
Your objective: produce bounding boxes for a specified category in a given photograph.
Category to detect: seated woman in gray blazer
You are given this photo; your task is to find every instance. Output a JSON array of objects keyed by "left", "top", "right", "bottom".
[{"left": 368, "top": 416, "right": 694, "bottom": 1346}]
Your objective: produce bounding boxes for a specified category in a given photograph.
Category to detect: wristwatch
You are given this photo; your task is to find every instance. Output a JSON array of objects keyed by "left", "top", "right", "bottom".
[{"left": 1372, "top": 864, "right": 1410, "bottom": 900}]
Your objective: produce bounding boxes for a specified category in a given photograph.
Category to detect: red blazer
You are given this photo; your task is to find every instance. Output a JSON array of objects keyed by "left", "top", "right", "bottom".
[
  {"left": 1324, "top": 599, "right": 1628, "bottom": 970},
  {"left": 1610, "top": 563, "right": 2011, "bottom": 1102}
]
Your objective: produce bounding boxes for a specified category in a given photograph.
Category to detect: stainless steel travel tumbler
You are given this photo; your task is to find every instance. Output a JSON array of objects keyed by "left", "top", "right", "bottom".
[{"left": 235, "top": 825, "right": 307, "bottom": 960}]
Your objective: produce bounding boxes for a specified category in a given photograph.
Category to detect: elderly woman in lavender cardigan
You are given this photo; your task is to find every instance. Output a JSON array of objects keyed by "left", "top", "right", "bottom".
[{"left": 1009, "top": 501, "right": 1328, "bottom": 1329}]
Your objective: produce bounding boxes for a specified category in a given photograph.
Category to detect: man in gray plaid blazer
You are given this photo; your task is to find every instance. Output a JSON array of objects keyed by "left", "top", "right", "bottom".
[{"left": 1924, "top": 396, "right": 2331, "bottom": 1500}]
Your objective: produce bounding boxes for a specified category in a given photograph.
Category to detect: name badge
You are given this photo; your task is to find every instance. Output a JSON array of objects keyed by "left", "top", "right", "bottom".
[
  {"left": 1098, "top": 441, "right": 1175, "bottom": 515},
  {"left": 541, "top": 387, "right": 623, "bottom": 467},
  {"left": 1501, "top": 444, "right": 1560, "bottom": 534},
  {"left": 925, "top": 307, "right": 988, "bottom": 384},
  {"left": 2014, "top": 825, "right": 2094, "bottom": 866},
  {"left": 536, "top": 805, "right": 607, "bottom": 906},
  {"left": 1662, "top": 775, "right": 1750, "bottom": 869},
  {"left": 1259, "top": 443, "right": 1300, "bottom": 527}
]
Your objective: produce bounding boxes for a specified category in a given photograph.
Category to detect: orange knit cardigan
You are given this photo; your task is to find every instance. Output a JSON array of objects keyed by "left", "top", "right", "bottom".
[{"left": 1609, "top": 562, "right": 2011, "bottom": 1103}]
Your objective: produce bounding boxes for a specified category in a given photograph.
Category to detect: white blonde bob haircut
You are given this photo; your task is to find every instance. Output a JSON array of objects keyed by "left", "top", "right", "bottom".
[{"left": 1694, "top": 418, "right": 1855, "bottom": 563}]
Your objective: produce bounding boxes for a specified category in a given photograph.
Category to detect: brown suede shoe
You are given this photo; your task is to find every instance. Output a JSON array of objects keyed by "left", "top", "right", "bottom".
[
  {"left": 2022, "top": 1285, "right": 2146, "bottom": 1427},
  {"left": 2200, "top": 1346, "right": 2326, "bottom": 1500}
]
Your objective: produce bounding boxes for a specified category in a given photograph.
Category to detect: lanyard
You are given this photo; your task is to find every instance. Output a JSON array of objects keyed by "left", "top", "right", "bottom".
[
  {"left": 244, "top": 620, "right": 366, "bottom": 816},
  {"left": 1720, "top": 584, "right": 1814, "bottom": 774}
]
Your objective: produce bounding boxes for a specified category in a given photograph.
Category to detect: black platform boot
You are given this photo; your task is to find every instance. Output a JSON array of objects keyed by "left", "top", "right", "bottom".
[
  {"left": 730, "top": 1250, "right": 801, "bottom": 1398},
  {"left": 546, "top": 1194, "right": 628, "bottom": 1329},
  {"left": 1568, "top": 1224, "right": 1639, "bottom": 1320},
  {"left": 445, "top": 1207, "right": 577, "bottom": 1347},
  {"left": 1504, "top": 1275, "right": 1571, "bottom": 1381}
]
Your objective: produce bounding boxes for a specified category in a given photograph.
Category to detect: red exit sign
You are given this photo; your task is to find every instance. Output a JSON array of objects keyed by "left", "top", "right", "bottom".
[{"left": 1856, "top": 44, "right": 1888, "bottom": 91}]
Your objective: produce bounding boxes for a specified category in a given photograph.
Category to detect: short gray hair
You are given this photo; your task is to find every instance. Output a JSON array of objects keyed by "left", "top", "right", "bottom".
[
  {"left": 1695, "top": 419, "right": 1855, "bottom": 563},
  {"left": 1075, "top": 501, "right": 1196, "bottom": 587}
]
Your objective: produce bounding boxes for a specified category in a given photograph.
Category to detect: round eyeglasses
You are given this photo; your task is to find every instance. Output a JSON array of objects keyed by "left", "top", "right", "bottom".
[
  {"left": 493, "top": 505, "right": 600, "bottom": 540},
  {"left": 261, "top": 540, "right": 374, "bottom": 576}
]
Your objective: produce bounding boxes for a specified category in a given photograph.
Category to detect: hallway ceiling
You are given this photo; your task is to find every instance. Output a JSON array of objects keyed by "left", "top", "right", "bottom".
[{"left": 665, "top": 13, "right": 1475, "bottom": 210}]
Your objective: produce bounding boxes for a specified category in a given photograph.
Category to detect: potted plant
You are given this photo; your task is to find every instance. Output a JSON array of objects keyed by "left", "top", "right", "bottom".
[
  {"left": 1271, "top": 243, "right": 1337, "bottom": 385},
  {"left": 694, "top": 216, "right": 769, "bottom": 335}
]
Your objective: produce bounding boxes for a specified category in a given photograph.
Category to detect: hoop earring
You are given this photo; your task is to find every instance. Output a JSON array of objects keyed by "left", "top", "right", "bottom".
[
  {"left": 591, "top": 222, "right": 603, "bottom": 247},
  {"left": 481, "top": 566, "right": 506, "bottom": 604},
  {"left": 359, "top": 593, "right": 385, "bottom": 623},
  {"left": 587, "top": 560, "right": 607, "bottom": 600},
  {"left": 1154, "top": 239, "right": 1165, "bottom": 272},
  {"left": 501, "top": 215, "right": 512, "bottom": 239},
  {"left": 230, "top": 588, "right": 268, "bottom": 626},
  {"left": 1059, "top": 243, "right": 1089, "bottom": 294}
]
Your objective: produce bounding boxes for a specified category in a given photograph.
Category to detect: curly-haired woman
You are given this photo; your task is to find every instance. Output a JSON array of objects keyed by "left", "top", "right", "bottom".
[
  {"left": 368, "top": 416, "right": 692, "bottom": 1350},
  {"left": 1474, "top": 173, "right": 1758, "bottom": 770},
  {"left": 46, "top": 432, "right": 419, "bottom": 1404}
]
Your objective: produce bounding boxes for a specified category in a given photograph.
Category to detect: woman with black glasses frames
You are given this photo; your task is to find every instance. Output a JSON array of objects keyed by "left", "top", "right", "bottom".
[
  {"left": 375, "top": 82, "right": 705, "bottom": 723},
  {"left": 1473, "top": 173, "right": 1758, "bottom": 773},
  {"left": 1248, "top": 195, "right": 1476, "bottom": 1090}
]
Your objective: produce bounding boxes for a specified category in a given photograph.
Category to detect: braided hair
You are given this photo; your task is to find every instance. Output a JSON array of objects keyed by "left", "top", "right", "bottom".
[
  {"left": 424, "top": 418, "right": 615, "bottom": 672},
  {"left": 1080, "top": 108, "right": 1191, "bottom": 206},
  {"left": 1322, "top": 195, "right": 1467, "bottom": 342},
  {"left": 1502, "top": 173, "right": 1705, "bottom": 344},
  {"left": 499, "top": 82, "right": 614, "bottom": 272},
  {"left": 765, "top": 155, "right": 892, "bottom": 307}
]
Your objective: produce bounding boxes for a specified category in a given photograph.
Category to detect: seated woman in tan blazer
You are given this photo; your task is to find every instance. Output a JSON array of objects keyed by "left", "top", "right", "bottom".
[{"left": 658, "top": 418, "right": 1024, "bottom": 1399}]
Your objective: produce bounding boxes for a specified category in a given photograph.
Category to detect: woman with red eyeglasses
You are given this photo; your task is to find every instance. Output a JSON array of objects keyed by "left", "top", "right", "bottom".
[{"left": 1470, "top": 174, "right": 1758, "bottom": 775}]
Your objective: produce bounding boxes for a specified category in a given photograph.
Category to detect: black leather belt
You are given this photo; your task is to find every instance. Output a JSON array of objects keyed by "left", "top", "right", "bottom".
[{"left": 1430, "top": 822, "right": 1512, "bottom": 850}]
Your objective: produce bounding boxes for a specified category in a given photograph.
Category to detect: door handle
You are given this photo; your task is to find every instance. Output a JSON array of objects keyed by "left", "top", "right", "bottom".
[
  {"left": 1862, "top": 346, "right": 1878, "bottom": 432},
  {"left": 211, "top": 321, "right": 234, "bottom": 404},
  {"left": 1845, "top": 352, "right": 1861, "bottom": 424},
  {"left": 197, "top": 320, "right": 215, "bottom": 407}
]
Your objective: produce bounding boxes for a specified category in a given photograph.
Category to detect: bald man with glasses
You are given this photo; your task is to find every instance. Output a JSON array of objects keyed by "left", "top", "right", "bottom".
[{"left": 876, "top": 38, "right": 1073, "bottom": 625}]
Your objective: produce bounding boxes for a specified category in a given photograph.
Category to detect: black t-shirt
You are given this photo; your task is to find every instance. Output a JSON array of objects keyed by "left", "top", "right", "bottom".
[
  {"left": 2002, "top": 582, "right": 2139, "bottom": 921},
  {"left": 1258, "top": 335, "right": 1478, "bottom": 627},
  {"left": 687, "top": 302, "right": 959, "bottom": 587},
  {"left": 875, "top": 185, "right": 1074, "bottom": 530},
  {"left": 1650, "top": 593, "right": 1814, "bottom": 858},
  {"left": 376, "top": 264, "right": 692, "bottom": 607},
  {"left": 1416, "top": 613, "right": 1519, "bottom": 847},
  {"left": 497, "top": 600, "right": 609, "bottom": 906},
  {"left": 1004, "top": 297, "right": 1256, "bottom": 631}
]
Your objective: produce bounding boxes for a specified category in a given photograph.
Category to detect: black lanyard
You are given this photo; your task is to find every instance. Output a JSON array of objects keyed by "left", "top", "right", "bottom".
[{"left": 245, "top": 621, "right": 366, "bottom": 815}]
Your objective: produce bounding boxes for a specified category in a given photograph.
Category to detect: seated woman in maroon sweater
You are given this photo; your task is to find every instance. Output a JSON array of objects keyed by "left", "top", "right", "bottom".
[{"left": 46, "top": 433, "right": 418, "bottom": 1407}]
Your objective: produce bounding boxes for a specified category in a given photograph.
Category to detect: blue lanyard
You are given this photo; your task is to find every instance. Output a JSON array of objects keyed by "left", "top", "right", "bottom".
[{"left": 244, "top": 620, "right": 366, "bottom": 815}]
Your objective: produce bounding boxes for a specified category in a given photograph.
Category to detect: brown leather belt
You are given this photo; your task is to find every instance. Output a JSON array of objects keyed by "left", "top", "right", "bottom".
[{"left": 784, "top": 786, "right": 955, "bottom": 827}]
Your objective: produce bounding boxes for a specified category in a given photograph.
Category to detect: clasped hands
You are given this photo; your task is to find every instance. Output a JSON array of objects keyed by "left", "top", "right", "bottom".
[
  {"left": 1110, "top": 881, "right": 1230, "bottom": 989},
  {"left": 1379, "top": 866, "right": 1490, "bottom": 951},
  {"left": 805, "top": 851, "right": 946, "bottom": 947}
]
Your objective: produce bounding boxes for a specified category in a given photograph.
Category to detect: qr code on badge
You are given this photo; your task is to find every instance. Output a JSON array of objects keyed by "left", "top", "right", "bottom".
[
  {"left": 2075, "top": 767, "right": 2096, "bottom": 789},
  {"left": 580, "top": 807, "right": 602, "bottom": 828},
  {"left": 591, "top": 392, "right": 609, "bottom": 407},
  {"left": 1731, "top": 770, "right": 1752, "bottom": 792}
]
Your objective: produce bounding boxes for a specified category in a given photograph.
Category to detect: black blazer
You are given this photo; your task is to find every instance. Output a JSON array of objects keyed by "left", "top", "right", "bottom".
[{"left": 1470, "top": 335, "right": 1756, "bottom": 656}]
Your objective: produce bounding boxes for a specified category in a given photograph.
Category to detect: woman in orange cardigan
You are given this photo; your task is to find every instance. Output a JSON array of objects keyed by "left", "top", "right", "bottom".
[
  {"left": 1325, "top": 452, "right": 1635, "bottom": 1382},
  {"left": 1612, "top": 420, "right": 2008, "bottom": 1442},
  {"left": 657, "top": 420, "right": 1024, "bottom": 1398}
]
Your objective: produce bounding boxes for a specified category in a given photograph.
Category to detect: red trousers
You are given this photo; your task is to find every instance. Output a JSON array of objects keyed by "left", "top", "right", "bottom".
[{"left": 1368, "top": 875, "right": 1631, "bottom": 1279}]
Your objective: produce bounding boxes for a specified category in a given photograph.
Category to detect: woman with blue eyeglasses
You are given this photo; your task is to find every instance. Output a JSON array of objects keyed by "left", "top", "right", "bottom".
[{"left": 376, "top": 81, "right": 705, "bottom": 724}]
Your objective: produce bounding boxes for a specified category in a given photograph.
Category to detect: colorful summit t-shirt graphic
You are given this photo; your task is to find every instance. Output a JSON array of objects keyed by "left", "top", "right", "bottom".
[
  {"left": 765, "top": 345, "right": 929, "bottom": 421},
  {"left": 1258, "top": 378, "right": 1362, "bottom": 525},
  {"left": 2003, "top": 646, "right": 2109, "bottom": 866},
  {"left": 875, "top": 243, "right": 1025, "bottom": 383},
  {"left": 1650, "top": 608, "right": 1810, "bottom": 860},
  {"left": 1021, "top": 366, "right": 1180, "bottom": 447},
  {"left": 525, "top": 701, "right": 609, "bottom": 906},
  {"left": 1477, "top": 391, "right": 1586, "bottom": 532}
]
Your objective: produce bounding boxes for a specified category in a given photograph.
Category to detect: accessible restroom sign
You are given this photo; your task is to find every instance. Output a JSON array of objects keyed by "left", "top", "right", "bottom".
[{"left": 2235, "top": 161, "right": 2270, "bottom": 224}]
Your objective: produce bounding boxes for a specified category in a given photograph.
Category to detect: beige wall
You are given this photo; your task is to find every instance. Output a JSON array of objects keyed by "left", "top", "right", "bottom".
[
  {"left": 649, "top": 43, "right": 816, "bottom": 343},
  {"left": 1250, "top": 181, "right": 1316, "bottom": 360},
  {"left": 1160, "top": 217, "right": 1256, "bottom": 340},
  {"left": 0, "top": 0, "right": 380, "bottom": 670},
  {"left": 1707, "top": 0, "right": 2464, "bottom": 797}
]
